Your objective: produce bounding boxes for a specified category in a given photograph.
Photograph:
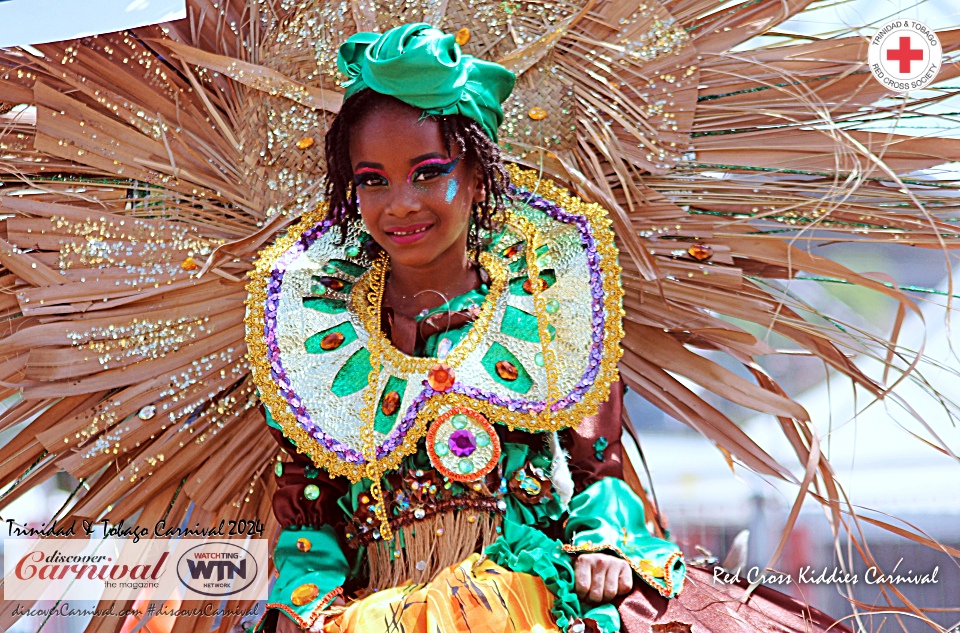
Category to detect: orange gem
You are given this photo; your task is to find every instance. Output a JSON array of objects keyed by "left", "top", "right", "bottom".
[
  {"left": 296, "top": 137, "right": 315, "bottom": 149},
  {"left": 427, "top": 363, "right": 456, "bottom": 392},
  {"left": 522, "top": 278, "right": 547, "bottom": 294},
  {"left": 502, "top": 241, "right": 525, "bottom": 258},
  {"left": 181, "top": 257, "right": 198, "bottom": 271},
  {"left": 687, "top": 244, "right": 713, "bottom": 261},
  {"left": 381, "top": 390, "right": 400, "bottom": 416},
  {"left": 320, "top": 331, "right": 345, "bottom": 350},
  {"left": 291, "top": 583, "right": 319, "bottom": 606},
  {"left": 495, "top": 361, "right": 518, "bottom": 381},
  {"left": 296, "top": 537, "right": 312, "bottom": 552},
  {"left": 321, "top": 277, "right": 345, "bottom": 291},
  {"left": 528, "top": 106, "right": 548, "bottom": 121},
  {"left": 455, "top": 28, "right": 471, "bottom": 46}
]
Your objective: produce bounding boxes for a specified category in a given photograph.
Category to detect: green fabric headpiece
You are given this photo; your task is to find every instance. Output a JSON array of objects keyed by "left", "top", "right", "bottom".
[{"left": 337, "top": 23, "right": 516, "bottom": 142}]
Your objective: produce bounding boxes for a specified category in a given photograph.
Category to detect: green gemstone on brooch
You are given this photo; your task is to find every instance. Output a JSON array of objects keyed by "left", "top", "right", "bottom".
[
  {"left": 434, "top": 440, "right": 450, "bottom": 457},
  {"left": 346, "top": 245, "right": 361, "bottom": 258},
  {"left": 303, "top": 484, "right": 320, "bottom": 501},
  {"left": 451, "top": 414, "right": 469, "bottom": 430},
  {"left": 311, "top": 284, "right": 326, "bottom": 296},
  {"left": 322, "top": 263, "right": 337, "bottom": 275},
  {"left": 458, "top": 458, "right": 475, "bottom": 474},
  {"left": 274, "top": 462, "right": 284, "bottom": 477},
  {"left": 545, "top": 299, "right": 560, "bottom": 314},
  {"left": 304, "top": 464, "right": 318, "bottom": 479},
  {"left": 475, "top": 432, "right": 490, "bottom": 448},
  {"left": 594, "top": 452, "right": 605, "bottom": 462},
  {"left": 534, "top": 352, "right": 545, "bottom": 367}
]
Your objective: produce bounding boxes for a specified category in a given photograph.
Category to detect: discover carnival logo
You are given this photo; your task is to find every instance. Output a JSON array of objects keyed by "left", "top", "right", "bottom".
[
  {"left": 869, "top": 18, "right": 942, "bottom": 92},
  {"left": 3, "top": 538, "right": 268, "bottom": 602}
]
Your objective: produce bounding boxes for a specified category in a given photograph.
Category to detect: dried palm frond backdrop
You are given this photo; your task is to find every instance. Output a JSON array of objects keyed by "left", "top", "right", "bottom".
[{"left": 0, "top": 0, "right": 958, "bottom": 631}]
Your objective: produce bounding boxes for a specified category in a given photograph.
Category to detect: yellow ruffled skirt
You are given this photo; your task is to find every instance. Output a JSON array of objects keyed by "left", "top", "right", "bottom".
[{"left": 324, "top": 553, "right": 561, "bottom": 633}]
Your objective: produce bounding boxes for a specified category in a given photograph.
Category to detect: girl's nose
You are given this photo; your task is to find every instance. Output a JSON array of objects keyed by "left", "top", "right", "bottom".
[{"left": 383, "top": 184, "right": 422, "bottom": 218}]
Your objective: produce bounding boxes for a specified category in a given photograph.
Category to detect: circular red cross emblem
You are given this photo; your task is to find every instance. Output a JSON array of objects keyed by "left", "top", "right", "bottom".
[{"left": 869, "top": 19, "right": 942, "bottom": 92}]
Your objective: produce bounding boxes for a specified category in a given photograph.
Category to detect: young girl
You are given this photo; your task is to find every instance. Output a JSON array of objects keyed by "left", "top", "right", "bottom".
[{"left": 246, "top": 22, "right": 846, "bottom": 633}]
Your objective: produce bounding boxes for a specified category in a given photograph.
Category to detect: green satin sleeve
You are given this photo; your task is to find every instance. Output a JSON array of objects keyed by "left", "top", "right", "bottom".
[
  {"left": 564, "top": 478, "right": 686, "bottom": 598},
  {"left": 258, "top": 525, "right": 349, "bottom": 630}
]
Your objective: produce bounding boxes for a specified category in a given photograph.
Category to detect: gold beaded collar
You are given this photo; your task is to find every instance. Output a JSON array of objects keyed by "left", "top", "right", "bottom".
[{"left": 245, "top": 165, "right": 624, "bottom": 483}]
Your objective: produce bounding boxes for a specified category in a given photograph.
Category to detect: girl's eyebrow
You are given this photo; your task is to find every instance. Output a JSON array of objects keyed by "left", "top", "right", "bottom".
[
  {"left": 407, "top": 156, "right": 460, "bottom": 183},
  {"left": 354, "top": 166, "right": 388, "bottom": 175},
  {"left": 354, "top": 153, "right": 444, "bottom": 172}
]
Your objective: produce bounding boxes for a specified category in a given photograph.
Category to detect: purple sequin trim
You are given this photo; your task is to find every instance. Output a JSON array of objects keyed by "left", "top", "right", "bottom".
[{"left": 263, "top": 189, "right": 609, "bottom": 463}]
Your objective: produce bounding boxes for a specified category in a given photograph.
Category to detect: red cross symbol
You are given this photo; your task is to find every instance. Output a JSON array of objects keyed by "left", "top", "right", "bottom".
[{"left": 886, "top": 36, "right": 924, "bottom": 73}]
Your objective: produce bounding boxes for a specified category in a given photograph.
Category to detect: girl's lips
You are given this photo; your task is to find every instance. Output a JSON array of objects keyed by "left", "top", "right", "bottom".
[{"left": 384, "top": 223, "right": 433, "bottom": 244}]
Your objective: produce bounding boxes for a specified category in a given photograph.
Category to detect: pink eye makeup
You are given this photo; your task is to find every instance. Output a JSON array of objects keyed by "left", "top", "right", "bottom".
[
  {"left": 352, "top": 156, "right": 461, "bottom": 189},
  {"left": 407, "top": 155, "right": 460, "bottom": 184}
]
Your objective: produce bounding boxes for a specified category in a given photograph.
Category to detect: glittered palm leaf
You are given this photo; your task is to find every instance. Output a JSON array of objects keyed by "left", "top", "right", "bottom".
[{"left": 1, "top": 0, "right": 958, "bottom": 631}]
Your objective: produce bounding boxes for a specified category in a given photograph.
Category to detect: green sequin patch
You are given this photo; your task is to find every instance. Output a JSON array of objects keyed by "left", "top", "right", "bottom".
[
  {"left": 374, "top": 376, "right": 408, "bottom": 434},
  {"left": 302, "top": 296, "right": 348, "bottom": 314},
  {"left": 481, "top": 342, "right": 533, "bottom": 393},
  {"left": 325, "top": 258, "right": 368, "bottom": 278},
  {"left": 508, "top": 269, "right": 557, "bottom": 296},
  {"left": 331, "top": 348, "right": 372, "bottom": 397},
  {"left": 304, "top": 321, "right": 358, "bottom": 354},
  {"left": 501, "top": 306, "right": 556, "bottom": 344}
]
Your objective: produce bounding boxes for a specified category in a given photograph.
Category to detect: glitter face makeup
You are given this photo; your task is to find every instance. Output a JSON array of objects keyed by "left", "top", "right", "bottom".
[{"left": 445, "top": 177, "right": 459, "bottom": 203}]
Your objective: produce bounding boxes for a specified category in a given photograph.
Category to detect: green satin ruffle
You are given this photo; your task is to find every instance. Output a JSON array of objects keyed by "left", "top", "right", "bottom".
[
  {"left": 337, "top": 23, "right": 516, "bottom": 141},
  {"left": 485, "top": 519, "right": 581, "bottom": 629},
  {"left": 564, "top": 478, "right": 686, "bottom": 598},
  {"left": 485, "top": 519, "right": 621, "bottom": 633}
]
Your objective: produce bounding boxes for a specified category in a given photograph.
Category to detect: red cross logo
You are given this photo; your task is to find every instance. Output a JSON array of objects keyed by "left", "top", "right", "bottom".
[{"left": 886, "top": 36, "right": 924, "bottom": 73}]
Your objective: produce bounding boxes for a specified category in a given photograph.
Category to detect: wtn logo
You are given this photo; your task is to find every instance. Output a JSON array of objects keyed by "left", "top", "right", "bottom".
[
  {"left": 177, "top": 542, "right": 261, "bottom": 597},
  {"left": 186, "top": 559, "right": 247, "bottom": 581}
]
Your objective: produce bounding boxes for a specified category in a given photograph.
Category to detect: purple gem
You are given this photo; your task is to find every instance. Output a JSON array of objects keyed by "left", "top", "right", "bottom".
[{"left": 448, "top": 430, "right": 477, "bottom": 457}]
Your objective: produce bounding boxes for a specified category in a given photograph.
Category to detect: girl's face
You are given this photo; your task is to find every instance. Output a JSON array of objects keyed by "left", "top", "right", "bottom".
[{"left": 349, "top": 100, "right": 485, "bottom": 270}]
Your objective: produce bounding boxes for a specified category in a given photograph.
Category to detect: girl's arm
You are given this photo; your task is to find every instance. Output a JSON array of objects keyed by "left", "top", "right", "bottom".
[
  {"left": 561, "top": 381, "right": 687, "bottom": 600},
  {"left": 258, "top": 417, "right": 351, "bottom": 631}
]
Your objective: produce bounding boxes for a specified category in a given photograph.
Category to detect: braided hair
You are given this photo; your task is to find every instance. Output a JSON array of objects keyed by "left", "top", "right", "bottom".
[{"left": 324, "top": 89, "right": 509, "bottom": 256}]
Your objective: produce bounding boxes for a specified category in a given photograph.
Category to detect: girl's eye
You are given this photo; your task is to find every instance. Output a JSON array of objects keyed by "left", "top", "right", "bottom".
[
  {"left": 411, "top": 168, "right": 443, "bottom": 183},
  {"left": 354, "top": 174, "right": 387, "bottom": 188}
]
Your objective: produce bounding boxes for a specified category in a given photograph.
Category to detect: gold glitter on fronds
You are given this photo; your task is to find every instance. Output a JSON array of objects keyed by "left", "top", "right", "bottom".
[{"left": 66, "top": 315, "right": 211, "bottom": 369}]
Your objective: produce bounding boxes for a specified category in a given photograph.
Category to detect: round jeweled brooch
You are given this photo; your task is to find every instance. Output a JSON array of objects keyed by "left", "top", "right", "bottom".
[{"left": 426, "top": 407, "right": 501, "bottom": 482}]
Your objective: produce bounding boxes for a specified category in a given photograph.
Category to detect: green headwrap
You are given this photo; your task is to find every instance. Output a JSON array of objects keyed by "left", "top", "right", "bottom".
[{"left": 337, "top": 23, "right": 516, "bottom": 142}]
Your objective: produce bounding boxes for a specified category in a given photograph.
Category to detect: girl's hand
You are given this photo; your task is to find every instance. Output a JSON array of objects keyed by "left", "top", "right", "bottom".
[
  {"left": 574, "top": 553, "right": 634, "bottom": 603},
  {"left": 274, "top": 596, "right": 346, "bottom": 633}
]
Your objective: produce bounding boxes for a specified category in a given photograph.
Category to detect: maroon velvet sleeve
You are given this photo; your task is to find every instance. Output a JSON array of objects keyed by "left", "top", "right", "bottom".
[
  {"left": 268, "top": 425, "right": 348, "bottom": 529},
  {"left": 560, "top": 380, "right": 625, "bottom": 493}
]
